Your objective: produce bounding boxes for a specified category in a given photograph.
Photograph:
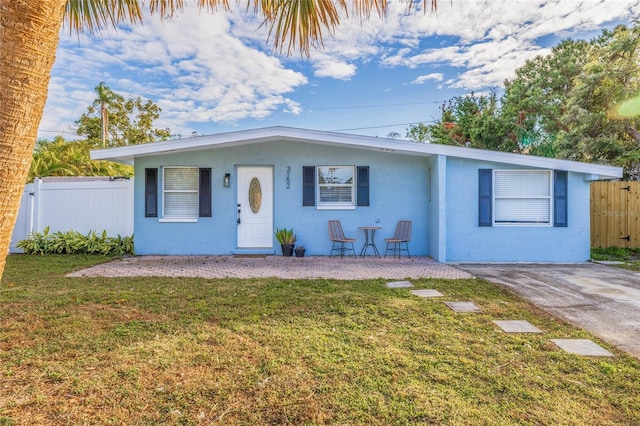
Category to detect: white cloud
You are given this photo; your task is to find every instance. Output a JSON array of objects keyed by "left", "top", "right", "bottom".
[
  {"left": 412, "top": 73, "right": 445, "bottom": 84},
  {"left": 316, "top": 0, "right": 640, "bottom": 89},
  {"left": 312, "top": 56, "right": 357, "bottom": 80},
  {"left": 43, "top": 4, "right": 307, "bottom": 137},
  {"left": 39, "top": 0, "right": 640, "bottom": 138}
]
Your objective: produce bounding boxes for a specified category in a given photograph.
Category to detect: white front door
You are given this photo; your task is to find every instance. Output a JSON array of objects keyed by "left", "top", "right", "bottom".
[{"left": 237, "top": 166, "right": 273, "bottom": 248}]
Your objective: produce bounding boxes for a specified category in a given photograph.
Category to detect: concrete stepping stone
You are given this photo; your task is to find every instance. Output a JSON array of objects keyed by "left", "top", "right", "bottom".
[
  {"left": 445, "top": 301, "right": 481, "bottom": 313},
  {"left": 410, "top": 289, "right": 443, "bottom": 298},
  {"left": 551, "top": 339, "right": 614, "bottom": 357},
  {"left": 493, "top": 320, "right": 542, "bottom": 333},
  {"left": 387, "top": 280, "right": 413, "bottom": 288}
]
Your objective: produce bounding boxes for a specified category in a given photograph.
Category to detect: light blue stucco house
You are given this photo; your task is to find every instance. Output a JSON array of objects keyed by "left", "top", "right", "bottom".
[{"left": 91, "top": 126, "right": 622, "bottom": 262}]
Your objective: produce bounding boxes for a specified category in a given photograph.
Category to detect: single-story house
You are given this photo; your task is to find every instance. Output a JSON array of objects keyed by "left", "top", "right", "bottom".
[{"left": 91, "top": 126, "right": 622, "bottom": 262}]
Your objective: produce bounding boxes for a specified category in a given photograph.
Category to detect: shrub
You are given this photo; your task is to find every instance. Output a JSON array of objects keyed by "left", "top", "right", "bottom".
[{"left": 17, "top": 226, "right": 134, "bottom": 255}]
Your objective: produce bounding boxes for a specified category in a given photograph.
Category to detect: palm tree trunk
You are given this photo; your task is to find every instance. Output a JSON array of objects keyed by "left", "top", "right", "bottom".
[{"left": 0, "top": 0, "right": 67, "bottom": 280}]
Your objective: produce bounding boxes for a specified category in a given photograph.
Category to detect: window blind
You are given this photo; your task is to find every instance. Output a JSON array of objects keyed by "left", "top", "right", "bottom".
[
  {"left": 494, "top": 170, "right": 550, "bottom": 197},
  {"left": 493, "top": 170, "right": 551, "bottom": 224},
  {"left": 319, "top": 186, "right": 353, "bottom": 203},
  {"left": 494, "top": 199, "right": 550, "bottom": 223},
  {"left": 164, "top": 167, "right": 199, "bottom": 218}
]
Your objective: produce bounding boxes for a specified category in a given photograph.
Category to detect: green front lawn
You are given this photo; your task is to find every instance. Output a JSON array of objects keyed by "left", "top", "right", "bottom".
[{"left": 1, "top": 255, "right": 639, "bottom": 425}]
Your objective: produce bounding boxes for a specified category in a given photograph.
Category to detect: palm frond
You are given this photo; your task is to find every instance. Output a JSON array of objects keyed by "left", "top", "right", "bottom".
[
  {"left": 64, "top": 0, "right": 438, "bottom": 54},
  {"left": 349, "top": 0, "right": 386, "bottom": 19},
  {"left": 65, "top": 0, "right": 143, "bottom": 34},
  {"left": 251, "top": 0, "right": 436, "bottom": 56},
  {"left": 147, "top": 0, "right": 230, "bottom": 17},
  {"left": 252, "top": 0, "right": 347, "bottom": 55},
  {"left": 147, "top": 0, "right": 184, "bottom": 17},
  {"left": 196, "top": 0, "right": 230, "bottom": 13}
]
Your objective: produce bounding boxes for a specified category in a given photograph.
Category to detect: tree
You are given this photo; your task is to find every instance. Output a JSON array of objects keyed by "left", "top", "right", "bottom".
[
  {"left": 498, "top": 23, "right": 640, "bottom": 172},
  {"left": 96, "top": 82, "right": 116, "bottom": 147},
  {"left": 407, "top": 91, "right": 518, "bottom": 152},
  {"left": 557, "top": 25, "right": 640, "bottom": 177},
  {"left": 407, "top": 39, "right": 594, "bottom": 154},
  {"left": 29, "top": 137, "right": 133, "bottom": 181},
  {"left": 0, "top": 0, "right": 432, "bottom": 281},
  {"left": 501, "top": 39, "right": 590, "bottom": 140},
  {"left": 499, "top": 39, "right": 590, "bottom": 157},
  {"left": 76, "top": 83, "right": 171, "bottom": 148}
]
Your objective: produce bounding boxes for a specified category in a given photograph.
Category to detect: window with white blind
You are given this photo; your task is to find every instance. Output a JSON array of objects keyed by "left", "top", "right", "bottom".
[
  {"left": 163, "top": 167, "right": 199, "bottom": 220},
  {"left": 317, "top": 166, "right": 355, "bottom": 208},
  {"left": 493, "top": 170, "right": 552, "bottom": 225}
]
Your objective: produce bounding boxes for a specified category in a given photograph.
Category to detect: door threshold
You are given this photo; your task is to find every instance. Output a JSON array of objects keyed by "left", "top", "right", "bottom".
[{"left": 232, "top": 248, "right": 275, "bottom": 255}]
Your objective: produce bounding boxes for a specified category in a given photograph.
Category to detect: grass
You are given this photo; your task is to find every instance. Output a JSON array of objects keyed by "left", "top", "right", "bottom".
[
  {"left": 591, "top": 247, "right": 640, "bottom": 271},
  {"left": 1, "top": 255, "right": 640, "bottom": 425}
]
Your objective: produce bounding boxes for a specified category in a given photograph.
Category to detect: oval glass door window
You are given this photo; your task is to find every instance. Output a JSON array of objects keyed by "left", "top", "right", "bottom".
[{"left": 249, "top": 177, "right": 262, "bottom": 214}]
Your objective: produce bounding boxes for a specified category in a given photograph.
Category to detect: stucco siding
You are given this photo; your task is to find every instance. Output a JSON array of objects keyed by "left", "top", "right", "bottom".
[
  {"left": 426, "top": 155, "right": 447, "bottom": 262},
  {"left": 444, "top": 158, "right": 591, "bottom": 262},
  {"left": 133, "top": 140, "right": 430, "bottom": 256}
]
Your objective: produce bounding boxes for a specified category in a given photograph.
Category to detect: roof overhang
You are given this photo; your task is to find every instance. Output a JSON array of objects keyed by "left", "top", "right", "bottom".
[{"left": 90, "top": 126, "right": 623, "bottom": 180}]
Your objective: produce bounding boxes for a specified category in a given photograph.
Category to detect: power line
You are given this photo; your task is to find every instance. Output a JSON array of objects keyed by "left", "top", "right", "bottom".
[
  {"left": 330, "top": 120, "right": 437, "bottom": 132},
  {"left": 39, "top": 120, "right": 439, "bottom": 137},
  {"left": 307, "top": 99, "right": 444, "bottom": 111},
  {"left": 38, "top": 98, "right": 446, "bottom": 136}
]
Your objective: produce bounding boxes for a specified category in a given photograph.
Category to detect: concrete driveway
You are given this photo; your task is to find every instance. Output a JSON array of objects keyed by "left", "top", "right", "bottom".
[{"left": 457, "top": 263, "right": 640, "bottom": 359}]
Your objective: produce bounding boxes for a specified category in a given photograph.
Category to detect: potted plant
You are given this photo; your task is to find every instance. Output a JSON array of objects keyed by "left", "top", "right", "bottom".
[
  {"left": 275, "top": 227, "right": 296, "bottom": 256},
  {"left": 295, "top": 245, "right": 306, "bottom": 257}
]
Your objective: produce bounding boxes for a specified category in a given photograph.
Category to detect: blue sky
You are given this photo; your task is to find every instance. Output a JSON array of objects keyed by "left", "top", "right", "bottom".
[{"left": 39, "top": 0, "right": 640, "bottom": 140}]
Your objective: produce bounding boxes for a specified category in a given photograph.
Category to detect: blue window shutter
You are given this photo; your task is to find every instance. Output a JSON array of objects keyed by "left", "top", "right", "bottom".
[
  {"left": 554, "top": 170, "right": 568, "bottom": 227},
  {"left": 145, "top": 168, "right": 158, "bottom": 217},
  {"left": 478, "top": 169, "right": 492, "bottom": 226},
  {"left": 357, "top": 166, "right": 370, "bottom": 206},
  {"left": 199, "top": 168, "right": 212, "bottom": 217},
  {"left": 303, "top": 166, "right": 315, "bottom": 206}
]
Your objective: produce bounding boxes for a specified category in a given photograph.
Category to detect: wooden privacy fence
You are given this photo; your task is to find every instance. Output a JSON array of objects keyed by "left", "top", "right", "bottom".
[{"left": 591, "top": 181, "right": 640, "bottom": 248}]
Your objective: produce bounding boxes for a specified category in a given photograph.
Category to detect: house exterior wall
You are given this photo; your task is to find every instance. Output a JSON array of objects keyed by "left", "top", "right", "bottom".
[
  {"left": 444, "top": 157, "right": 591, "bottom": 262},
  {"left": 133, "top": 140, "right": 430, "bottom": 256},
  {"left": 426, "top": 155, "right": 447, "bottom": 262}
]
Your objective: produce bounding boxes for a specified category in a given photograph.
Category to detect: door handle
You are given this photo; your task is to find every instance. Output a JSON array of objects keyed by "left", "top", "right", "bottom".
[{"left": 237, "top": 204, "right": 241, "bottom": 224}]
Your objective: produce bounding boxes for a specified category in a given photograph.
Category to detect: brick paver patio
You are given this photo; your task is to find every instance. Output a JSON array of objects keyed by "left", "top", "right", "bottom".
[{"left": 67, "top": 255, "right": 473, "bottom": 280}]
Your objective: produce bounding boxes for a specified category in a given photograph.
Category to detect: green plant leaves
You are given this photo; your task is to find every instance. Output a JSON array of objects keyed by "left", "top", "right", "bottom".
[
  {"left": 16, "top": 229, "right": 133, "bottom": 255},
  {"left": 274, "top": 227, "right": 296, "bottom": 245}
]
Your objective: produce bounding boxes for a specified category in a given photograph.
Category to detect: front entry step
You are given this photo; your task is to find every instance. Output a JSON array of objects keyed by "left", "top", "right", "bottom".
[{"left": 232, "top": 248, "right": 275, "bottom": 255}]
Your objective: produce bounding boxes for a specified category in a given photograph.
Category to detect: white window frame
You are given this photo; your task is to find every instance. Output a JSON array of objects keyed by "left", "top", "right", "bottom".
[
  {"left": 316, "top": 165, "right": 356, "bottom": 210},
  {"left": 493, "top": 170, "right": 553, "bottom": 226},
  {"left": 160, "top": 166, "right": 199, "bottom": 222}
]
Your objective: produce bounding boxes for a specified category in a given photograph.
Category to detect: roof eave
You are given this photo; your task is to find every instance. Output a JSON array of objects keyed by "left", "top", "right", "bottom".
[{"left": 89, "top": 126, "right": 623, "bottom": 179}]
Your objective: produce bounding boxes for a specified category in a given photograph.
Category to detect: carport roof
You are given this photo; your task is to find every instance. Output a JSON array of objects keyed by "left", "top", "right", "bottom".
[{"left": 90, "top": 126, "right": 623, "bottom": 180}]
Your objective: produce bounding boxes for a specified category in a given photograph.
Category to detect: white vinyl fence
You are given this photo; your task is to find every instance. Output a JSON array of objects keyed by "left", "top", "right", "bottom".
[{"left": 10, "top": 177, "right": 134, "bottom": 252}]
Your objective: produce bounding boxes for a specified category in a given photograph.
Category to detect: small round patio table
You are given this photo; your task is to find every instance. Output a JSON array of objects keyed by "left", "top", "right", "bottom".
[{"left": 358, "top": 226, "right": 382, "bottom": 257}]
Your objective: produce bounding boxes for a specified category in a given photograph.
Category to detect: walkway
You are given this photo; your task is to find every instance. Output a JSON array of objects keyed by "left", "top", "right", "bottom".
[
  {"left": 67, "top": 255, "right": 472, "bottom": 280},
  {"left": 457, "top": 263, "right": 640, "bottom": 359}
]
